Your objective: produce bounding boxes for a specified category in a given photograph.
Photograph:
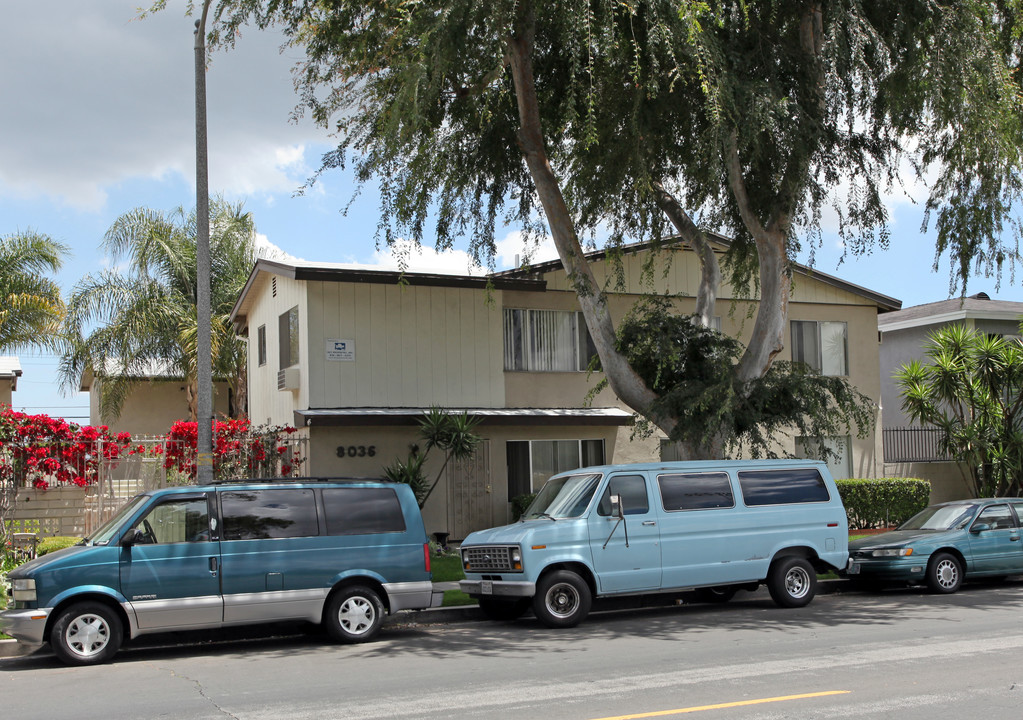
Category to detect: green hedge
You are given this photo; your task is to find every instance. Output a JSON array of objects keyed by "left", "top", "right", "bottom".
[
  {"left": 37, "top": 536, "right": 82, "bottom": 556},
  {"left": 511, "top": 493, "right": 538, "bottom": 520},
  {"left": 836, "top": 478, "right": 931, "bottom": 529}
]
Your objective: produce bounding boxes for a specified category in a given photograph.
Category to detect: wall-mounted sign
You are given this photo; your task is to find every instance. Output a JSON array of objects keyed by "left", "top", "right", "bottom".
[{"left": 326, "top": 339, "right": 355, "bottom": 362}]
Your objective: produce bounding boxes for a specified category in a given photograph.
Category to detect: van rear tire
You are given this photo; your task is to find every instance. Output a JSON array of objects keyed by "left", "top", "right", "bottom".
[
  {"left": 50, "top": 601, "right": 123, "bottom": 665},
  {"left": 532, "top": 570, "right": 591, "bottom": 628},
  {"left": 325, "top": 585, "right": 384, "bottom": 643},
  {"left": 767, "top": 557, "right": 816, "bottom": 608}
]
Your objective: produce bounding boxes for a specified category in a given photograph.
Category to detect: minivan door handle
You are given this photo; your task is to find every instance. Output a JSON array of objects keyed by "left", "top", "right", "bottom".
[
  {"left": 209, "top": 557, "right": 219, "bottom": 577},
  {"left": 641, "top": 521, "right": 656, "bottom": 526}
]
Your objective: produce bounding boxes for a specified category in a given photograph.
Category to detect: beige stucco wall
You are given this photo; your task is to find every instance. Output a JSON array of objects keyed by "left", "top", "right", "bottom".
[
  {"left": 89, "top": 378, "right": 232, "bottom": 436},
  {"left": 883, "top": 461, "right": 976, "bottom": 503},
  {"left": 307, "top": 423, "right": 621, "bottom": 537},
  {"left": 0, "top": 380, "right": 12, "bottom": 406}
]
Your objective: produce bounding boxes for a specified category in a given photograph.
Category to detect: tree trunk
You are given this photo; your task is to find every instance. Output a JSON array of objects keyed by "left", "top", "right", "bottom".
[
  {"left": 505, "top": 6, "right": 672, "bottom": 438},
  {"left": 651, "top": 180, "right": 721, "bottom": 327}
]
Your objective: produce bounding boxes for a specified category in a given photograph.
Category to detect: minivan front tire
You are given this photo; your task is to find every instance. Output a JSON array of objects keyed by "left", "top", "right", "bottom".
[
  {"left": 50, "top": 601, "right": 123, "bottom": 665},
  {"left": 767, "top": 556, "right": 816, "bottom": 608},
  {"left": 532, "top": 570, "right": 592, "bottom": 628},
  {"left": 325, "top": 585, "right": 385, "bottom": 643}
]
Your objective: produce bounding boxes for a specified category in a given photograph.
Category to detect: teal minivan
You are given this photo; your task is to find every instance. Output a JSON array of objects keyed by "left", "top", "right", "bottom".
[
  {"left": 460, "top": 460, "right": 848, "bottom": 627},
  {"left": 1, "top": 479, "right": 441, "bottom": 665}
]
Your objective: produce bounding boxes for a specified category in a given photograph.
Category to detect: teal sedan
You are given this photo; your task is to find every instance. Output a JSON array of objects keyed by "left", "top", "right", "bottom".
[{"left": 847, "top": 498, "right": 1023, "bottom": 593}]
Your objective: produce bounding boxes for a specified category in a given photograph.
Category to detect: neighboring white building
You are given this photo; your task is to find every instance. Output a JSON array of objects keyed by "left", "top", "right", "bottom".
[
  {"left": 0, "top": 356, "right": 22, "bottom": 407},
  {"left": 878, "top": 292, "right": 1023, "bottom": 502},
  {"left": 231, "top": 237, "right": 901, "bottom": 539}
]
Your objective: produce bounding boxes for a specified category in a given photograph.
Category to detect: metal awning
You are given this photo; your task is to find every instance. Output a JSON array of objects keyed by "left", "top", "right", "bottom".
[{"left": 294, "top": 407, "right": 634, "bottom": 427}]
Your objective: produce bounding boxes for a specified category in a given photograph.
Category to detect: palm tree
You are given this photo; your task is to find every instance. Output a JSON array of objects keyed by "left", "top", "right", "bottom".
[
  {"left": 0, "top": 230, "right": 69, "bottom": 353},
  {"left": 59, "top": 199, "right": 263, "bottom": 423}
]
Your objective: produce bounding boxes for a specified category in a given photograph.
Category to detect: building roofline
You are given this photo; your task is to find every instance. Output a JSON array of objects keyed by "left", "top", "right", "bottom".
[
  {"left": 294, "top": 407, "right": 634, "bottom": 428},
  {"left": 494, "top": 232, "right": 902, "bottom": 312},
  {"left": 230, "top": 259, "right": 547, "bottom": 328},
  {"left": 878, "top": 295, "right": 1023, "bottom": 332}
]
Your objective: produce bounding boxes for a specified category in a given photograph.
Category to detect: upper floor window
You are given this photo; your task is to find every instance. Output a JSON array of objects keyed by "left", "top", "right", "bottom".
[
  {"left": 504, "top": 308, "right": 597, "bottom": 372},
  {"left": 791, "top": 320, "right": 847, "bottom": 376},
  {"left": 257, "top": 325, "right": 267, "bottom": 367},
  {"left": 279, "top": 306, "right": 299, "bottom": 369}
]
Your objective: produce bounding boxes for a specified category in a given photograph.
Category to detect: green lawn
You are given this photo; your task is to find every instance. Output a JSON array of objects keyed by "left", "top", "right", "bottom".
[{"left": 431, "top": 554, "right": 466, "bottom": 583}]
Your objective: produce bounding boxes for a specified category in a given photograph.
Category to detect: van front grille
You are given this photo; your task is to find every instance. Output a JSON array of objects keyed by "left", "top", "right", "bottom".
[{"left": 463, "top": 545, "right": 520, "bottom": 573}]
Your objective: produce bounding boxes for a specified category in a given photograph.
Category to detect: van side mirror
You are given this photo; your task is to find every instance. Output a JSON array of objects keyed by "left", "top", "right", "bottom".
[
  {"left": 609, "top": 494, "right": 624, "bottom": 519},
  {"left": 120, "top": 528, "right": 144, "bottom": 547},
  {"left": 970, "top": 523, "right": 991, "bottom": 534}
]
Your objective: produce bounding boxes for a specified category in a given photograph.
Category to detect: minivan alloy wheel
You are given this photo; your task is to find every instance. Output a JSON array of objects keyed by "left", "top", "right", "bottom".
[
  {"left": 50, "top": 601, "right": 123, "bottom": 665},
  {"left": 324, "top": 585, "right": 385, "bottom": 643},
  {"left": 339, "top": 595, "right": 376, "bottom": 635}
]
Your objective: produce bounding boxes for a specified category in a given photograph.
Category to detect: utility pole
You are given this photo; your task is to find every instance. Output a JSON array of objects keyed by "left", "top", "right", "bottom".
[{"left": 194, "top": 0, "right": 214, "bottom": 485}]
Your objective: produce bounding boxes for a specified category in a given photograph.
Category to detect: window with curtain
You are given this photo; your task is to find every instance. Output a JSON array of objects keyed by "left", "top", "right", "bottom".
[
  {"left": 506, "top": 438, "right": 606, "bottom": 499},
  {"left": 278, "top": 306, "right": 299, "bottom": 370},
  {"left": 790, "top": 320, "right": 847, "bottom": 376},
  {"left": 503, "top": 309, "right": 597, "bottom": 372}
]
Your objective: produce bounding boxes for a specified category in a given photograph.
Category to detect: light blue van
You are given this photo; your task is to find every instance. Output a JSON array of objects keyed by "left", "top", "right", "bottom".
[
  {"left": 459, "top": 460, "right": 848, "bottom": 627},
  {"left": 1, "top": 479, "right": 441, "bottom": 665}
]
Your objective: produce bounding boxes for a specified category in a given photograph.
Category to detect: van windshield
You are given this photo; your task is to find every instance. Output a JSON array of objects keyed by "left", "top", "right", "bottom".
[
  {"left": 83, "top": 495, "right": 150, "bottom": 545},
  {"left": 523, "top": 473, "right": 602, "bottom": 519}
]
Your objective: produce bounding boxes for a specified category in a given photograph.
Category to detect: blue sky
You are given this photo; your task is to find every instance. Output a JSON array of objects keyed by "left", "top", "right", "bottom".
[{"left": 3, "top": 1, "right": 1020, "bottom": 424}]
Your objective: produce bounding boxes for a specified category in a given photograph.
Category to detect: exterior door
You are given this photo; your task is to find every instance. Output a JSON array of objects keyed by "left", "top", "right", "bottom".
[
  {"left": 119, "top": 493, "right": 222, "bottom": 630},
  {"left": 587, "top": 474, "right": 661, "bottom": 593},
  {"left": 447, "top": 441, "right": 492, "bottom": 541},
  {"left": 967, "top": 504, "right": 1021, "bottom": 573}
]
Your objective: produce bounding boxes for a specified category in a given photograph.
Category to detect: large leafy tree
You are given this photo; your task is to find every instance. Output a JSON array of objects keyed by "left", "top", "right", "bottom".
[
  {"left": 896, "top": 324, "right": 1023, "bottom": 497},
  {"left": 171, "top": 0, "right": 1023, "bottom": 456},
  {"left": 0, "top": 230, "right": 69, "bottom": 353},
  {"left": 59, "top": 199, "right": 260, "bottom": 423}
]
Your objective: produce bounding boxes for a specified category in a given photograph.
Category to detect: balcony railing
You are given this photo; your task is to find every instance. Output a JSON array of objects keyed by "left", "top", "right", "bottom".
[{"left": 883, "top": 427, "right": 952, "bottom": 463}]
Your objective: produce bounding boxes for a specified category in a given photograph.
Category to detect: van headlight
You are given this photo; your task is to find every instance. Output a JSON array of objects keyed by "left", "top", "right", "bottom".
[
  {"left": 510, "top": 547, "right": 522, "bottom": 571},
  {"left": 871, "top": 547, "right": 913, "bottom": 557},
  {"left": 12, "top": 578, "right": 36, "bottom": 602}
]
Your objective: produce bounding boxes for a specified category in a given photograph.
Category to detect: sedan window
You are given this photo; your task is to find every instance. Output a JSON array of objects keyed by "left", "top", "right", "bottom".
[{"left": 974, "top": 504, "right": 1015, "bottom": 530}]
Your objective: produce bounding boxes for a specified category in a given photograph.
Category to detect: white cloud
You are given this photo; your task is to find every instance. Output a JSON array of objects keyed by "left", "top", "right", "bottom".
[
  {"left": 0, "top": 1, "right": 324, "bottom": 211},
  {"left": 495, "top": 230, "right": 560, "bottom": 269},
  {"left": 367, "top": 239, "right": 487, "bottom": 276}
]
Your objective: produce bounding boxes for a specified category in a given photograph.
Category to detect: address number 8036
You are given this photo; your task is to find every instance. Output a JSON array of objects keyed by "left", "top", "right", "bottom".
[{"left": 336, "top": 445, "right": 376, "bottom": 458}]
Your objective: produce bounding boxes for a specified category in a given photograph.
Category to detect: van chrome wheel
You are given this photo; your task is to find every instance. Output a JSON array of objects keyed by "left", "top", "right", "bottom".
[
  {"left": 767, "top": 557, "right": 817, "bottom": 608},
  {"left": 545, "top": 582, "right": 581, "bottom": 619},
  {"left": 532, "top": 570, "right": 592, "bottom": 628}
]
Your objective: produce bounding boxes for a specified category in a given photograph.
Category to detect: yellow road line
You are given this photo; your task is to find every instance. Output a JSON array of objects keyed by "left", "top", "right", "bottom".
[{"left": 590, "top": 690, "right": 851, "bottom": 720}]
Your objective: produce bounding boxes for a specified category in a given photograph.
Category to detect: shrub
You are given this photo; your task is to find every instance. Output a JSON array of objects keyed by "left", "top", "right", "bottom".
[
  {"left": 511, "top": 493, "right": 537, "bottom": 520},
  {"left": 837, "top": 478, "right": 931, "bottom": 529},
  {"left": 37, "top": 536, "right": 82, "bottom": 556}
]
